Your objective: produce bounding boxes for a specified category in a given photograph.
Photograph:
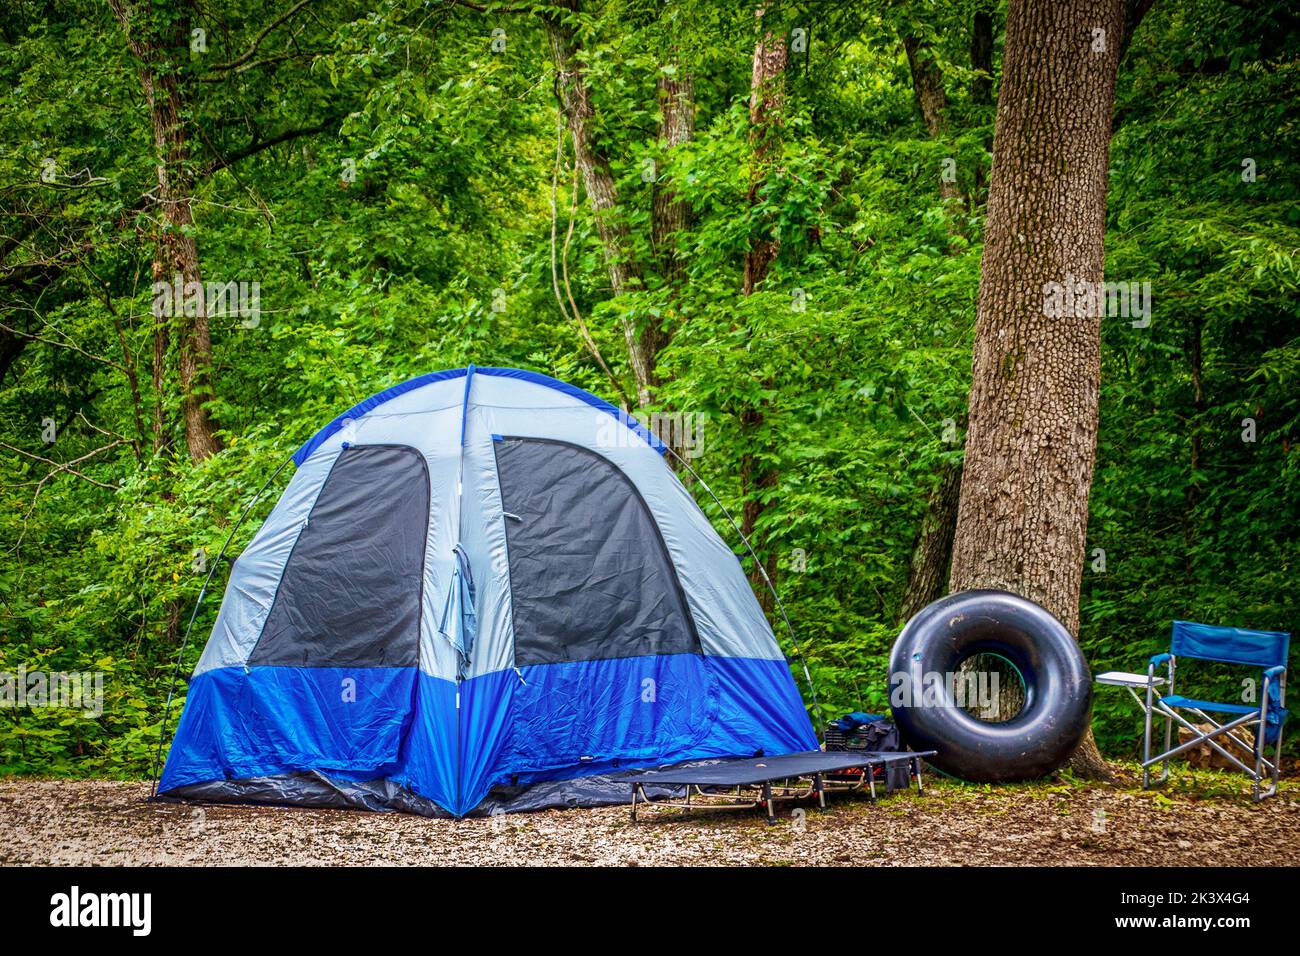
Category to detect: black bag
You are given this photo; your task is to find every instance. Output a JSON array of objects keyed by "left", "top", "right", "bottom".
[{"left": 825, "top": 716, "right": 911, "bottom": 791}]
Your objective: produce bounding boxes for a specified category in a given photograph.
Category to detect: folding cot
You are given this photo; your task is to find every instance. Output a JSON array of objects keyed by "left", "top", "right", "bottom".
[{"left": 628, "top": 749, "right": 936, "bottom": 823}]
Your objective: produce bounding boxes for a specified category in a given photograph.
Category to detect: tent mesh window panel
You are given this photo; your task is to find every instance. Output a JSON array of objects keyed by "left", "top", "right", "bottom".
[
  {"left": 249, "top": 444, "right": 429, "bottom": 667},
  {"left": 493, "top": 436, "right": 701, "bottom": 666}
]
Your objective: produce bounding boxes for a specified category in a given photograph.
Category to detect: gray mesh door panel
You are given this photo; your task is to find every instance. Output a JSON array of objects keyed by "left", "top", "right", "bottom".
[
  {"left": 249, "top": 444, "right": 429, "bottom": 667},
  {"left": 493, "top": 437, "right": 700, "bottom": 667}
]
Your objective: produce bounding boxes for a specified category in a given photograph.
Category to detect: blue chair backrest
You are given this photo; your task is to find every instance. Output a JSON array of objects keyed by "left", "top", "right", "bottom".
[{"left": 1171, "top": 621, "right": 1290, "bottom": 670}]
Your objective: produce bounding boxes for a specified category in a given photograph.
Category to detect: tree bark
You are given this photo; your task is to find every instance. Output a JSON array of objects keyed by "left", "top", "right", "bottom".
[
  {"left": 947, "top": 0, "right": 1128, "bottom": 779},
  {"left": 646, "top": 67, "right": 695, "bottom": 383},
  {"left": 738, "top": 8, "right": 787, "bottom": 612},
  {"left": 741, "top": 15, "right": 787, "bottom": 296},
  {"left": 899, "top": 459, "right": 963, "bottom": 624},
  {"left": 542, "top": 0, "right": 658, "bottom": 408},
  {"left": 903, "top": 35, "right": 961, "bottom": 205},
  {"left": 111, "top": 0, "right": 222, "bottom": 461},
  {"left": 650, "top": 69, "right": 694, "bottom": 295}
]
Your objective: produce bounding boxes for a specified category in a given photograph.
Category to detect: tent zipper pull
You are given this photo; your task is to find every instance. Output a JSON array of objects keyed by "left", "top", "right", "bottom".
[{"left": 513, "top": 666, "right": 527, "bottom": 686}]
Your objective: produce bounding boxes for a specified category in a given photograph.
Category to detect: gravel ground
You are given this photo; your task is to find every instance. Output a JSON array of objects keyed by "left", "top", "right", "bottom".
[{"left": 2, "top": 772, "right": 1298, "bottom": 866}]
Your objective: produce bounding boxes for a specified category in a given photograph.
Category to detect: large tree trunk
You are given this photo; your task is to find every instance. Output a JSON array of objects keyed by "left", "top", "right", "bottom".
[
  {"left": 947, "top": 0, "right": 1128, "bottom": 778},
  {"left": 542, "top": 0, "right": 657, "bottom": 408},
  {"left": 111, "top": 0, "right": 222, "bottom": 461}
]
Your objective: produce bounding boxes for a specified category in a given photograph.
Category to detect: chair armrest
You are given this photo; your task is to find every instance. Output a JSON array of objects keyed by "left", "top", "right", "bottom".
[
  {"left": 1264, "top": 665, "right": 1286, "bottom": 679},
  {"left": 1149, "top": 653, "right": 1172, "bottom": 668}
]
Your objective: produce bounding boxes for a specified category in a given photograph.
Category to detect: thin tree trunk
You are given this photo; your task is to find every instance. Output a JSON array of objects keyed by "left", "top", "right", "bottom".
[
  {"left": 650, "top": 66, "right": 695, "bottom": 464},
  {"left": 970, "top": 4, "right": 996, "bottom": 196},
  {"left": 1183, "top": 313, "right": 1204, "bottom": 579},
  {"left": 103, "top": 295, "right": 147, "bottom": 458},
  {"left": 738, "top": 9, "right": 787, "bottom": 612},
  {"left": 151, "top": 299, "right": 170, "bottom": 453},
  {"left": 741, "top": 15, "right": 787, "bottom": 295},
  {"left": 111, "top": 0, "right": 222, "bottom": 461},
  {"left": 970, "top": 4, "right": 995, "bottom": 107},
  {"left": 903, "top": 36, "right": 961, "bottom": 206},
  {"left": 897, "top": 26, "right": 972, "bottom": 619},
  {"left": 650, "top": 69, "right": 694, "bottom": 296},
  {"left": 542, "top": 0, "right": 656, "bottom": 407},
  {"left": 899, "top": 460, "right": 963, "bottom": 624},
  {"left": 947, "top": 0, "right": 1129, "bottom": 779},
  {"left": 647, "top": 67, "right": 694, "bottom": 373}
]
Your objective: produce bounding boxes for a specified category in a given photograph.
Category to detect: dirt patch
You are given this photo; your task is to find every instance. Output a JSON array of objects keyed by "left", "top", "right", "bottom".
[{"left": 2, "top": 772, "right": 1297, "bottom": 866}]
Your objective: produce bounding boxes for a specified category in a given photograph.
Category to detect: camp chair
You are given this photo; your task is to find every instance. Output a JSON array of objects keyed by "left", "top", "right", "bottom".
[{"left": 1096, "top": 621, "right": 1289, "bottom": 800}]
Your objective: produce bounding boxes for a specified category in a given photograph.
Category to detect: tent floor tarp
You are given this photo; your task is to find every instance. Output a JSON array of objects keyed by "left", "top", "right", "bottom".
[
  {"left": 159, "top": 767, "right": 695, "bottom": 818},
  {"left": 629, "top": 749, "right": 937, "bottom": 824},
  {"left": 156, "top": 751, "right": 935, "bottom": 820}
]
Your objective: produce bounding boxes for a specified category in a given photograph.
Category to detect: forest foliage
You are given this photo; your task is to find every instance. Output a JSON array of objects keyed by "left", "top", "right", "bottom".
[{"left": 1, "top": 0, "right": 1297, "bottom": 776}]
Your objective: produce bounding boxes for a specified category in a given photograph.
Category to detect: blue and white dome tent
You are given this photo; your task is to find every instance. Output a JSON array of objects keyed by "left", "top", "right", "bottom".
[{"left": 157, "top": 366, "right": 818, "bottom": 816}]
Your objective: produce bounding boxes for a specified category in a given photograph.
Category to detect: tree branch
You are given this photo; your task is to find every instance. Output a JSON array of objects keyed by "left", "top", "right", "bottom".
[
  {"left": 0, "top": 319, "right": 127, "bottom": 372},
  {"left": 207, "top": 0, "right": 319, "bottom": 73},
  {"left": 448, "top": 0, "right": 536, "bottom": 14},
  {"left": 200, "top": 116, "right": 344, "bottom": 176},
  {"left": 1, "top": 438, "right": 125, "bottom": 491}
]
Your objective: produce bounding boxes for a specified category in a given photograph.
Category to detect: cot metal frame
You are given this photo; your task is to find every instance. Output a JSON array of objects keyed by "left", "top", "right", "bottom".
[{"left": 629, "top": 752, "right": 932, "bottom": 824}]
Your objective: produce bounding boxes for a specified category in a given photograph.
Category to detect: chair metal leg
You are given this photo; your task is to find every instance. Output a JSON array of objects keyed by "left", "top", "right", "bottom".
[
  {"left": 1254, "top": 676, "right": 1270, "bottom": 801},
  {"left": 1268, "top": 725, "right": 1284, "bottom": 798},
  {"left": 1186, "top": 705, "right": 1278, "bottom": 775},
  {"left": 1143, "top": 668, "right": 1156, "bottom": 789},
  {"left": 1161, "top": 661, "right": 1176, "bottom": 783},
  {"left": 1161, "top": 711, "right": 1173, "bottom": 783},
  {"left": 1270, "top": 673, "right": 1286, "bottom": 797}
]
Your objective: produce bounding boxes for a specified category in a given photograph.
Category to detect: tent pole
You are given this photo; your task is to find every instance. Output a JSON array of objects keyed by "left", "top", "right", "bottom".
[
  {"left": 451, "top": 364, "right": 476, "bottom": 815},
  {"left": 660, "top": 444, "right": 827, "bottom": 742},
  {"left": 148, "top": 454, "right": 295, "bottom": 800},
  {"left": 454, "top": 365, "right": 475, "bottom": 544}
]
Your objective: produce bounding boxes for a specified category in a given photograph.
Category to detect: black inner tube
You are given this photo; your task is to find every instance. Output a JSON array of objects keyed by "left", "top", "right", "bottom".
[{"left": 888, "top": 589, "right": 1092, "bottom": 782}]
